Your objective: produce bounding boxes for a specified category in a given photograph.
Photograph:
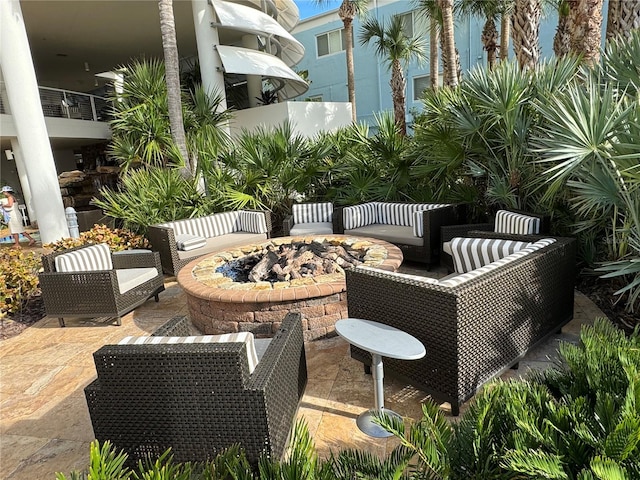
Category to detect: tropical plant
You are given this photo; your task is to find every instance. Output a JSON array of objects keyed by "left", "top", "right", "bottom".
[
  {"left": 43, "top": 224, "right": 151, "bottom": 252},
  {"left": 511, "top": 0, "right": 542, "bottom": 69},
  {"left": 567, "top": 0, "right": 605, "bottom": 66},
  {"left": 158, "top": 0, "right": 190, "bottom": 176},
  {"left": 359, "top": 14, "right": 427, "bottom": 135},
  {"left": 92, "top": 167, "right": 212, "bottom": 234},
  {"left": 553, "top": 0, "right": 571, "bottom": 57},
  {"left": 0, "top": 249, "right": 41, "bottom": 316},
  {"left": 606, "top": 0, "right": 640, "bottom": 42}
]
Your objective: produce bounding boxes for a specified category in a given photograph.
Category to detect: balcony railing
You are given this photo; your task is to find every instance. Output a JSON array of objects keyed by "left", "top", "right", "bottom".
[{"left": 0, "top": 85, "right": 109, "bottom": 122}]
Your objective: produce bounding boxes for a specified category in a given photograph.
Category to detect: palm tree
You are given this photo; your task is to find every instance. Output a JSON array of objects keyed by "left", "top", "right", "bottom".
[
  {"left": 359, "top": 15, "right": 427, "bottom": 135},
  {"left": 511, "top": 0, "right": 541, "bottom": 69},
  {"left": 567, "top": 0, "right": 604, "bottom": 66},
  {"left": 158, "top": 0, "right": 190, "bottom": 176},
  {"left": 414, "top": 0, "right": 441, "bottom": 90},
  {"left": 457, "top": 0, "right": 511, "bottom": 69},
  {"left": 606, "top": 0, "right": 640, "bottom": 42},
  {"left": 553, "top": 0, "right": 571, "bottom": 57},
  {"left": 314, "top": 0, "right": 368, "bottom": 123},
  {"left": 500, "top": 6, "right": 513, "bottom": 61},
  {"left": 438, "top": 0, "right": 458, "bottom": 86}
]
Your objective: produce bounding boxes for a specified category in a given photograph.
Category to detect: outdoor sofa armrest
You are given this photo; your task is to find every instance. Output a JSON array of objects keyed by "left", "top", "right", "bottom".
[
  {"left": 147, "top": 224, "right": 178, "bottom": 275},
  {"left": 112, "top": 250, "right": 162, "bottom": 270},
  {"left": 282, "top": 214, "right": 294, "bottom": 236}
]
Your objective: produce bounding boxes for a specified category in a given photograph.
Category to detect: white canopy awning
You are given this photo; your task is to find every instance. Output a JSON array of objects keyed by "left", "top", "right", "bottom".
[
  {"left": 212, "top": 0, "right": 304, "bottom": 66},
  {"left": 243, "top": 0, "right": 300, "bottom": 32},
  {"left": 216, "top": 45, "right": 308, "bottom": 99}
]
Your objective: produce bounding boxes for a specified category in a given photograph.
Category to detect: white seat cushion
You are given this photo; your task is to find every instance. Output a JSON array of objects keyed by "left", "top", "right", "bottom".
[
  {"left": 290, "top": 222, "right": 334, "bottom": 236},
  {"left": 345, "top": 224, "right": 422, "bottom": 246},
  {"left": 118, "top": 331, "right": 259, "bottom": 373},
  {"left": 116, "top": 267, "right": 160, "bottom": 294}
]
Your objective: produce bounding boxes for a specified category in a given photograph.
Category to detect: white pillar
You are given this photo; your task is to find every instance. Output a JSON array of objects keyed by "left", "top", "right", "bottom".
[
  {"left": 242, "top": 34, "right": 262, "bottom": 108},
  {"left": 0, "top": 0, "right": 69, "bottom": 242},
  {"left": 191, "top": 0, "right": 227, "bottom": 110},
  {"left": 9, "top": 140, "right": 36, "bottom": 224}
]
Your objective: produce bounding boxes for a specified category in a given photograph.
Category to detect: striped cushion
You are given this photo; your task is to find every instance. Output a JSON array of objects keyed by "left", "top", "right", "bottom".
[
  {"left": 161, "top": 211, "right": 242, "bottom": 238},
  {"left": 440, "top": 238, "right": 556, "bottom": 287},
  {"left": 55, "top": 243, "right": 113, "bottom": 272},
  {"left": 175, "top": 234, "right": 207, "bottom": 251},
  {"left": 118, "top": 331, "right": 259, "bottom": 374},
  {"left": 412, "top": 205, "right": 450, "bottom": 237},
  {"left": 239, "top": 211, "right": 268, "bottom": 234},
  {"left": 376, "top": 203, "right": 447, "bottom": 227},
  {"left": 343, "top": 203, "right": 377, "bottom": 229},
  {"left": 450, "top": 237, "right": 531, "bottom": 273},
  {"left": 494, "top": 210, "right": 541, "bottom": 235},
  {"left": 293, "top": 202, "right": 333, "bottom": 224}
]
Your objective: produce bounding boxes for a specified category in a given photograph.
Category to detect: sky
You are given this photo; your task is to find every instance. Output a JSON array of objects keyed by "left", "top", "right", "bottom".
[{"left": 294, "top": 0, "right": 341, "bottom": 19}]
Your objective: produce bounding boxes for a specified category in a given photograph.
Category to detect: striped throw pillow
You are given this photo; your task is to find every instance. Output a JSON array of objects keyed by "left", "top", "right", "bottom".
[
  {"left": 293, "top": 202, "right": 333, "bottom": 224},
  {"left": 239, "top": 210, "right": 268, "bottom": 234},
  {"left": 494, "top": 210, "right": 541, "bottom": 235},
  {"left": 118, "top": 331, "right": 260, "bottom": 374},
  {"left": 55, "top": 243, "right": 113, "bottom": 272},
  {"left": 450, "top": 237, "right": 530, "bottom": 273},
  {"left": 343, "top": 203, "right": 377, "bottom": 229}
]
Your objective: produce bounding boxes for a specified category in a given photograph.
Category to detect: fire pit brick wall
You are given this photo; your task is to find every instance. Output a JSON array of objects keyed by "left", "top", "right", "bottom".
[{"left": 178, "top": 236, "right": 403, "bottom": 341}]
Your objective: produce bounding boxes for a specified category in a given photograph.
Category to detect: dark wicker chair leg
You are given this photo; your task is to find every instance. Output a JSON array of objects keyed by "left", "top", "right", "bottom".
[
  {"left": 115, "top": 317, "right": 122, "bottom": 326},
  {"left": 58, "top": 318, "right": 65, "bottom": 327},
  {"left": 364, "top": 364, "right": 371, "bottom": 375},
  {"left": 451, "top": 403, "right": 460, "bottom": 417},
  {"left": 155, "top": 294, "right": 160, "bottom": 302},
  {"left": 510, "top": 362, "right": 520, "bottom": 370}
]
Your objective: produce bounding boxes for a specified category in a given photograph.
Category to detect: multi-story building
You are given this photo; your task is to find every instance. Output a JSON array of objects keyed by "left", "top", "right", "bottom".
[
  {"left": 293, "top": 0, "right": 567, "bottom": 129},
  {"left": 0, "top": 0, "right": 351, "bottom": 242}
]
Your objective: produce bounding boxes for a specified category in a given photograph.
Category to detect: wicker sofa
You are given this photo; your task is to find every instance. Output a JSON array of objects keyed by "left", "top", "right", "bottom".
[
  {"left": 345, "top": 233, "right": 576, "bottom": 415},
  {"left": 39, "top": 244, "right": 165, "bottom": 327},
  {"left": 84, "top": 312, "right": 307, "bottom": 468},
  {"left": 147, "top": 210, "right": 272, "bottom": 276},
  {"left": 334, "top": 202, "right": 461, "bottom": 265}
]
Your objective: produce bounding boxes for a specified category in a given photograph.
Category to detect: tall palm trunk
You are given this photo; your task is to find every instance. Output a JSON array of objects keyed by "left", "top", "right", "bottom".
[
  {"left": 158, "top": 0, "right": 190, "bottom": 175},
  {"left": 500, "top": 13, "right": 510, "bottom": 60},
  {"left": 430, "top": 16, "right": 440, "bottom": 89},
  {"left": 482, "top": 18, "right": 499, "bottom": 69},
  {"left": 439, "top": 0, "right": 458, "bottom": 87},
  {"left": 390, "top": 59, "right": 407, "bottom": 136},
  {"left": 511, "top": 0, "right": 541, "bottom": 70},
  {"left": 606, "top": 0, "right": 640, "bottom": 42},
  {"left": 567, "top": 0, "right": 604, "bottom": 66},
  {"left": 339, "top": 1, "right": 357, "bottom": 122},
  {"left": 554, "top": 0, "right": 571, "bottom": 57}
]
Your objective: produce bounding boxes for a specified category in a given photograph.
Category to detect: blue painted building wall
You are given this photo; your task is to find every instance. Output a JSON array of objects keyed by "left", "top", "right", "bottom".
[{"left": 292, "top": 1, "right": 590, "bottom": 128}]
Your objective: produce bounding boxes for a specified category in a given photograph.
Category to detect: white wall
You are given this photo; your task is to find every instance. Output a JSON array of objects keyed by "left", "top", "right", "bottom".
[{"left": 230, "top": 101, "right": 353, "bottom": 138}]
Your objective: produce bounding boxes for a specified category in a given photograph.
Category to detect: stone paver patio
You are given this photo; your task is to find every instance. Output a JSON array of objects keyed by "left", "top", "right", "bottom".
[{"left": 0, "top": 263, "right": 606, "bottom": 479}]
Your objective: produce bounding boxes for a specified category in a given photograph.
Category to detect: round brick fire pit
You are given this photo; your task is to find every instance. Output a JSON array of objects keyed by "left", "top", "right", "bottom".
[{"left": 177, "top": 235, "right": 402, "bottom": 341}]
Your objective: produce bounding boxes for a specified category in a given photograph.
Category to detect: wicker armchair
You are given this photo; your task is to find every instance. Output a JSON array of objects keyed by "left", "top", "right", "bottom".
[
  {"left": 440, "top": 209, "right": 551, "bottom": 271},
  {"left": 84, "top": 312, "right": 308, "bottom": 468},
  {"left": 39, "top": 245, "right": 165, "bottom": 327},
  {"left": 282, "top": 202, "right": 335, "bottom": 236},
  {"left": 346, "top": 234, "right": 576, "bottom": 416}
]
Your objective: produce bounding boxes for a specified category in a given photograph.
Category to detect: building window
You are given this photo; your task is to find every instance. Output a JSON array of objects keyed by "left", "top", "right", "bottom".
[
  {"left": 317, "top": 29, "right": 346, "bottom": 57},
  {"left": 413, "top": 75, "right": 430, "bottom": 101},
  {"left": 306, "top": 95, "right": 323, "bottom": 102},
  {"left": 399, "top": 12, "right": 414, "bottom": 38}
]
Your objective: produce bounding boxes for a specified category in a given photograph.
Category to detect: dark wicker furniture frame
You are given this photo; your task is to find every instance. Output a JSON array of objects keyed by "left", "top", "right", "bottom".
[
  {"left": 346, "top": 234, "right": 576, "bottom": 416},
  {"left": 147, "top": 210, "right": 272, "bottom": 276},
  {"left": 334, "top": 202, "right": 464, "bottom": 266},
  {"left": 39, "top": 246, "right": 165, "bottom": 327},
  {"left": 84, "top": 312, "right": 308, "bottom": 468}
]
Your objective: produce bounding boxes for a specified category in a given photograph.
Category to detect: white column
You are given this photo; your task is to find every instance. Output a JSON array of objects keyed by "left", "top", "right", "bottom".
[
  {"left": 9, "top": 140, "right": 36, "bottom": 224},
  {"left": 242, "top": 34, "right": 262, "bottom": 108},
  {"left": 0, "top": 0, "right": 69, "bottom": 242},
  {"left": 191, "top": 0, "right": 227, "bottom": 110}
]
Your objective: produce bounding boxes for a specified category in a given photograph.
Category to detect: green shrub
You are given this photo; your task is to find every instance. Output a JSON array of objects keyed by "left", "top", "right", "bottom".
[
  {"left": 0, "top": 249, "right": 42, "bottom": 316},
  {"left": 44, "top": 224, "right": 150, "bottom": 252}
]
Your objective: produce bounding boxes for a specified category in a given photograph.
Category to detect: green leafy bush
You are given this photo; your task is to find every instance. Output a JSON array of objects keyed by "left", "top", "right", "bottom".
[
  {"left": 0, "top": 249, "right": 42, "bottom": 316},
  {"left": 44, "top": 224, "right": 151, "bottom": 252}
]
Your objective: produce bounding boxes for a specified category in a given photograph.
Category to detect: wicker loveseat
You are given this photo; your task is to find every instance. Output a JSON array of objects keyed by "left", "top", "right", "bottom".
[
  {"left": 84, "top": 312, "right": 307, "bottom": 468},
  {"left": 345, "top": 233, "right": 576, "bottom": 415},
  {"left": 283, "top": 202, "right": 335, "bottom": 236},
  {"left": 334, "top": 202, "right": 461, "bottom": 265},
  {"left": 147, "top": 210, "right": 272, "bottom": 276},
  {"left": 39, "top": 244, "right": 165, "bottom": 327}
]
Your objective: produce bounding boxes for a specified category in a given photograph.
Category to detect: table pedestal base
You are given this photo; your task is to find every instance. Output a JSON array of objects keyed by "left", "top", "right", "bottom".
[{"left": 356, "top": 408, "right": 403, "bottom": 438}]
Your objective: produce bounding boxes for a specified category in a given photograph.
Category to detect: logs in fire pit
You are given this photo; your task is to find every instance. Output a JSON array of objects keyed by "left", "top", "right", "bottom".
[{"left": 218, "top": 241, "right": 365, "bottom": 283}]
